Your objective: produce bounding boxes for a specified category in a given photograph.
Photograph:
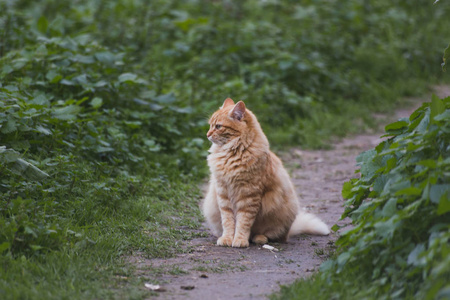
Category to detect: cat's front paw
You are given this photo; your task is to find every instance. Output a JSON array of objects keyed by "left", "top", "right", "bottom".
[
  {"left": 232, "top": 237, "right": 249, "bottom": 248},
  {"left": 217, "top": 235, "right": 233, "bottom": 247}
]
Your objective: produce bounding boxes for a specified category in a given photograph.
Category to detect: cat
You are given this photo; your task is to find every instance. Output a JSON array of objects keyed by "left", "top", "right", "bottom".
[{"left": 202, "top": 98, "right": 330, "bottom": 248}]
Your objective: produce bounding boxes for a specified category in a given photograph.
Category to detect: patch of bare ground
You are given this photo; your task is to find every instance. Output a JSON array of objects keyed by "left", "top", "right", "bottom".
[{"left": 131, "top": 86, "right": 450, "bottom": 300}]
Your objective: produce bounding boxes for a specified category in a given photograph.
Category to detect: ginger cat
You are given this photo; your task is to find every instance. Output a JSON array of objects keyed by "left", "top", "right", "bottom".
[{"left": 203, "top": 98, "right": 329, "bottom": 248}]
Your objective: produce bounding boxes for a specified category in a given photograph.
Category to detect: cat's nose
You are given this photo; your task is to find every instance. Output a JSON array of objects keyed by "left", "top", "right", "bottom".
[{"left": 207, "top": 130, "right": 213, "bottom": 138}]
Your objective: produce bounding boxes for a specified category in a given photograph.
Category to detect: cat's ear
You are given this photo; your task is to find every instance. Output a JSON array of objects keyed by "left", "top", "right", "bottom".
[
  {"left": 230, "top": 101, "right": 246, "bottom": 121},
  {"left": 221, "top": 98, "right": 235, "bottom": 109}
]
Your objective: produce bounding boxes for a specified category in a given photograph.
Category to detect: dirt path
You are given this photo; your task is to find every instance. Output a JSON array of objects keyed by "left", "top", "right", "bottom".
[{"left": 132, "top": 87, "right": 449, "bottom": 300}]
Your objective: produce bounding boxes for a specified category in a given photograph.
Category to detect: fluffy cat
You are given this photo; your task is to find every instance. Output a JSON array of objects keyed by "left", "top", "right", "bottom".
[{"left": 203, "top": 98, "right": 329, "bottom": 248}]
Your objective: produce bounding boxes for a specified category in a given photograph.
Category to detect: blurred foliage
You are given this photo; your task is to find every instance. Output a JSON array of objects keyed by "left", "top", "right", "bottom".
[
  {"left": 443, "top": 43, "right": 450, "bottom": 71},
  {"left": 275, "top": 95, "right": 450, "bottom": 299},
  {"left": 0, "top": 0, "right": 450, "bottom": 298}
]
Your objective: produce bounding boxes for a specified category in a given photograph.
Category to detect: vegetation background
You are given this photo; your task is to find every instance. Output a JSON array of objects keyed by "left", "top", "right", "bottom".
[{"left": 0, "top": 0, "right": 449, "bottom": 299}]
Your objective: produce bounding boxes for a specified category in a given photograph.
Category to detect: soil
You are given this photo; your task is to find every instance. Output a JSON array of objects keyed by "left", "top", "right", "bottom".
[{"left": 131, "top": 86, "right": 450, "bottom": 300}]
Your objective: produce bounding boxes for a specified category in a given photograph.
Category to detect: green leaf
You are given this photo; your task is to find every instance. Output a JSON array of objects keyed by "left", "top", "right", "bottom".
[
  {"left": 37, "top": 16, "right": 48, "bottom": 34},
  {"left": 373, "top": 175, "right": 388, "bottom": 194},
  {"left": 30, "top": 94, "right": 50, "bottom": 106},
  {"left": 337, "top": 252, "right": 351, "bottom": 267},
  {"left": 416, "top": 159, "right": 437, "bottom": 168},
  {"left": 30, "top": 245, "right": 44, "bottom": 251},
  {"left": 12, "top": 58, "right": 28, "bottom": 70},
  {"left": 35, "top": 44, "right": 48, "bottom": 56},
  {"left": 143, "top": 139, "right": 161, "bottom": 152},
  {"left": 1, "top": 119, "right": 17, "bottom": 133},
  {"left": 171, "top": 106, "right": 193, "bottom": 114},
  {"left": 90, "top": 97, "right": 103, "bottom": 109},
  {"left": 124, "top": 121, "right": 142, "bottom": 128},
  {"left": 430, "top": 95, "right": 445, "bottom": 124},
  {"left": 1, "top": 64, "right": 13, "bottom": 75},
  {"left": 0, "top": 147, "right": 20, "bottom": 163},
  {"left": 52, "top": 105, "right": 82, "bottom": 120},
  {"left": 385, "top": 120, "right": 408, "bottom": 132},
  {"left": 342, "top": 180, "right": 356, "bottom": 199},
  {"left": 0, "top": 242, "right": 10, "bottom": 253},
  {"left": 24, "top": 226, "right": 38, "bottom": 238},
  {"left": 437, "top": 195, "right": 450, "bottom": 215},
  {"left": 46, "top": 70, "right": 63, "bottom": 83},
  {"left": 155, "top": 93, "right": 177, "bottom": 104},
  {"left": 434, "top": 110, "right": 450, "bottom": 122},
  {"left": 60, "top": 79, "right": 74, "bottom": 86},
  {"left": 72, "top": 54, "right": 95, "bottom": 64},
  {"left": 174, "top": 17, "right": 209, "bottom": 32},
  {"left": 94, "top": 80, "right": 109, "bottom": 88},
  {"left": 72, "top": 74, "right": 89, "bottom": 86},
  {"left": 11, "top": 158, "right": 49, "bottom": 181},
  {"left": 414, "top": 112, "right": 430, "bottom": 133},
  {"left": 385, "top": 157, "right": 397, "bottom": 172},
  {"left": 356, "top": 149, "right": 376, "bottom": 168},
  {"left": 95, "top": 146, "right": 114, "bottom": 153},
  {"left": 429, "top": 185, "right": 450, "bottom": 204},
  {"left": 395, "top": 187, "right": 422, "bottom": 196},
  {"left": 407, "top": 243, "right": 425, "bottom": 266},
  {"left": 95, "top": 51, "right": 115, "bottom": 64},
  {"left": 118, "top": 73, "right": 138, "bottom": 83},
  {"left": 409, "top": 103, "right": 427, "bottom": 121},
  {"left": 36, "top": 125, "right": 52, "bottom": 135},
  {"left": 320, "top": 260, "right": 334, "bottom": 272},
  {"left": 382, "top": 198, "right": 397, "bottom": 217},
  {"left": 374, "top": 217, "right": 397, "bottom": 239}
]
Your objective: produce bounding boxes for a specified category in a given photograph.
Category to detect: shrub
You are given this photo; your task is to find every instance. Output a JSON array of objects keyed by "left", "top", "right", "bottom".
[{"left": 275, "top": 95, "right": 450, "bottom": 299}]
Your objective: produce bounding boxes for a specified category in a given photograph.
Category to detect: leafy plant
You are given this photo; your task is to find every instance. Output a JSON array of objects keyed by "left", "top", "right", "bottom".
[
  {"left": 1, "top": 0, "right": 450, "bottom": 299},
  {"left": 275, "top": 95, "right": 450, "bottom": 299}
]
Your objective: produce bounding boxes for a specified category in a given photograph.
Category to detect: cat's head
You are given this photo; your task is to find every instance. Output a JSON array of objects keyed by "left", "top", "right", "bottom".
[{"left": 207, "top": 98, "right": 253, "bottom": 146}]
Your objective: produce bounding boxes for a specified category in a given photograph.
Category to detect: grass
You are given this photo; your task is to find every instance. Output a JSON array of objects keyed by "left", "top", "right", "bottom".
[
  {"left": 1, "top": 0, "right": 450, "bottom": 299},
  {"left": 0, "top": 174, "right": 204, "bottom": 299}
]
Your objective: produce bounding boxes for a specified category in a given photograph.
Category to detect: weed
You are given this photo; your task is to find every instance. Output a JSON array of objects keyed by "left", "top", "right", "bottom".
[
  {"left": 1, "top": 0, "right": 450, "bottom": 298},
  {"left": 274, "top": 95, "right": 450, "bottom": 299},
  {"left": 314, "top": 248, "right": 325, "bottom": 256}
]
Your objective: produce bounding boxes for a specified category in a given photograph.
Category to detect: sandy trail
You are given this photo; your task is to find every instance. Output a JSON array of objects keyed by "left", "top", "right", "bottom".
[{"left": 132, "top": 86, "right": 449, "bottom": 300}]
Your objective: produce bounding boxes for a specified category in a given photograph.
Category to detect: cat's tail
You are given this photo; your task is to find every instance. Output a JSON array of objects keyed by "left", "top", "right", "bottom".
[{"left": 288, "top": 210, "right": 330, "bottom": 237}]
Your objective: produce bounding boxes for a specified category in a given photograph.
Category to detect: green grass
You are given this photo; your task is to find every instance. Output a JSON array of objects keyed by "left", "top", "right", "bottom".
[
  {"left": 0, "top": 173, "right": 204, "bottom": 299},
  {"left": 1, "top": 0, "right": 450, "bottom": 299}
]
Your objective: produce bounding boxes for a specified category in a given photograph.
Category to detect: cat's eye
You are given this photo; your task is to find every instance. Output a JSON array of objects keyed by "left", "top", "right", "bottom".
[{"left": 215, "top": 124, "right": 222, "bottom": 129}]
